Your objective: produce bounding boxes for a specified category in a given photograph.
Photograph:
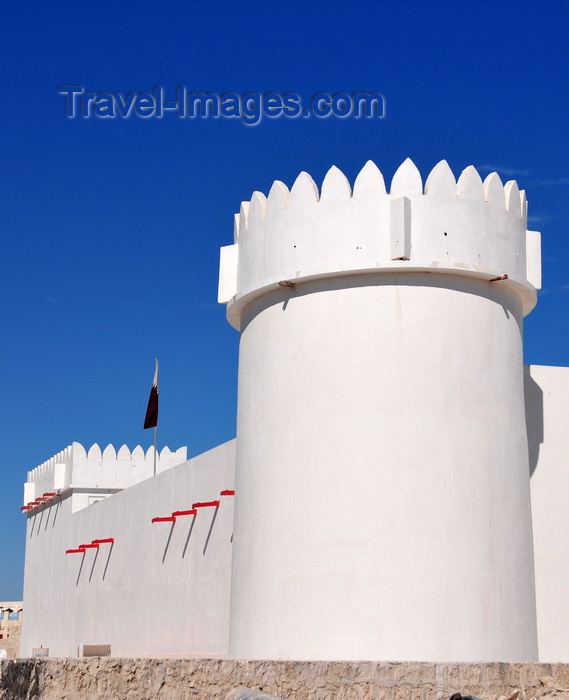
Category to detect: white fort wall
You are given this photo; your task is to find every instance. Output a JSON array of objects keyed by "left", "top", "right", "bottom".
[
  {"left": 18, "top": 366, "right": 569, "bottom": 662},
  {"left": 223, "top": 159, "right": 540, "bottom": 662},
  {"left": 21, "top": 157, "right": 569, "bottom": 664},
  {"left": 526, "top": 365, "right": 569, "bottom": 662},
  {"left": 20, "top": 440, "right": 235, "bottom": 658}
]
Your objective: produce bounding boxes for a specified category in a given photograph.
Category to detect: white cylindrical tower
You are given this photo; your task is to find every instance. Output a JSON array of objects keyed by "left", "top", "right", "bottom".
[{"left": 218, "top": 159, "right": 542, "bottom": 662}]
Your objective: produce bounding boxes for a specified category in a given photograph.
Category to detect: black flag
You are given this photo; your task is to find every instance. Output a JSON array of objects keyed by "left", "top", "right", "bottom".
[{"left": 144, "top": 359, "right": 159, "bottom": 429}]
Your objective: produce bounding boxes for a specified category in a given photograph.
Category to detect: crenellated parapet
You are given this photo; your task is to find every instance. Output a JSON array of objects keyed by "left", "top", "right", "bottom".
[
  {"left": 23, "top": 442, "right": 187, "bottom": 511},
  {"left": 219, "top": 159, "right": 541, "bottom": 329}
]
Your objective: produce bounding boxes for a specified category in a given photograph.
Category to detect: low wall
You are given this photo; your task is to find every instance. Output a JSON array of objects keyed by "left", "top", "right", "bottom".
[
  {"left": 21, "top": 440, "right": 235, "bottom": 658},
  {"left": 3, "top": 658, "right": 569, "bottom": 700}
]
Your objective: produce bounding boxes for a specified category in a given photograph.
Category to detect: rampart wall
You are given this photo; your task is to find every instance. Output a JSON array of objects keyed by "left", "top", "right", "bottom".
[
  {"left": 17, "top": 366, "right": 569, "bottom": 663},
  {"left": 526, "top": 365, "right": 569, "bottom": 661},
  {"left": 20, "top": 440, "right": 235, "bottom": 658},
  {"left": 17, "top": 365, "right": 569, "bottom": 663}
]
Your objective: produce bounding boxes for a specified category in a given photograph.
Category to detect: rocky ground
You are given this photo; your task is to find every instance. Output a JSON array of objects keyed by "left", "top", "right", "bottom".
[{"left": 2, "top": 659, "right": 569, "bottom": 700}]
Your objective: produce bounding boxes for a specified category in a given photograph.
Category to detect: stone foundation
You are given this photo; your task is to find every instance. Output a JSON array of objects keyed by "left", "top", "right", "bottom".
[{"left": 2, "top": 659, "right": 569, "bottom": 699}]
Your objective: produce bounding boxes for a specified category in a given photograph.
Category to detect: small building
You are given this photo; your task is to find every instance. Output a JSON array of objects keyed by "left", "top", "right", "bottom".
[{"left": 0, "top": 602, "right": 23, "bottom": 659}]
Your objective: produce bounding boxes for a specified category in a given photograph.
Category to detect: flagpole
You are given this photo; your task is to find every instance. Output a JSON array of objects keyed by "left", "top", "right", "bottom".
[{"left": 153, "top": 424, "right": 157, "bottom": 476}]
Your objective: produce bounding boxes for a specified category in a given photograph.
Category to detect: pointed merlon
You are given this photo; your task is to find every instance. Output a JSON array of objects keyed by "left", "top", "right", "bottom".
[
  {"left": 103, "top": 444, "right": 116, "bottom": 460},
  {"left": 320, "top": 165, "right": 351, "bottom": 201},
  {"left": 132, "top": 445, "right": 145, "bottom": 460},
  {"left": 484, "top": 172, "right": 505, "bottom": 206},
  {"left": 390, "top": 158, "right": 422, "bottom": 197},
  {"left": 290, "top": 171, "right": 320, "bottom": 204},
  {"left": 72, "top": 442, "right": 87, "bottom": 459},
  {"left": 424, "top": 160, "right": 456, "bottom": 198},
  {"left": 353, "top": 160, "right": 386, "bottom": 199},
  {"left": 88, "top": 443, "right": 102, "bottom": 460},
  {"left": 248, "top": 191, "right": 267, "bottom": 227},
  {"left": 504, "top": 180, "right": 521, "bottom": 214},
  {"left": 456, "top": 166, "right": 484, "bottom": 200},
  {"left": 267, "top": 180, "right": 290, "bottom": 211},
  {"left": 239, "top": 201, "right": 250, "bottom": 240}
]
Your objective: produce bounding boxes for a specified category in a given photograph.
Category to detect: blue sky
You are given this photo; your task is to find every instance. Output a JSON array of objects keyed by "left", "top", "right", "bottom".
[{"left": 1, "top": 0, "right": 568, "bottom": 599}]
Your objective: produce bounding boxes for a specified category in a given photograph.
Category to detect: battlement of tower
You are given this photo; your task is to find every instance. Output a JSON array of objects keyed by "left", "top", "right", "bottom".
[
  {"left": 23, "top": 442, "right": 188, "bottom": 506},
  {"left": 219, "top": 159, "right": 541, "bottom": 328}
]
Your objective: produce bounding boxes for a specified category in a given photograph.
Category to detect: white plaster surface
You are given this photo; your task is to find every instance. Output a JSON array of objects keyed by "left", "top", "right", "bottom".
[
  {"left": 229, "top": 274, "right": 537, "bottom": 662},
  {"left": 20, "top": 440, "right": 235, "bottom": 658},
  {"left": 226, "top": 160, "right": 540, "bottom": 663},
  {"left": 526, "top": 365, "right": 569, "bottom": 661}
]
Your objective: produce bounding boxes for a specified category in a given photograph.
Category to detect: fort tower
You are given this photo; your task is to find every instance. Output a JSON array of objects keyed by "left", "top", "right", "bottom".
[{"left": 219, "top": 159, "right": 541, "bottom": 662}]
